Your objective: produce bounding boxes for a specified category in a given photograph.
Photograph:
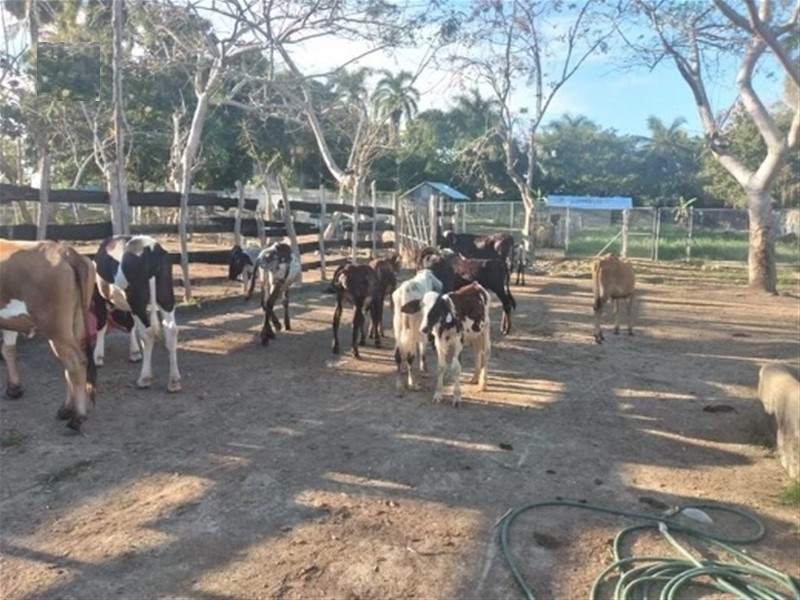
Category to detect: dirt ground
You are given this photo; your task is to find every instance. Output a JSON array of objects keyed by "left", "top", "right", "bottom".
[{"left": 1, "top": 259, "right": 799, "bottom": 599}]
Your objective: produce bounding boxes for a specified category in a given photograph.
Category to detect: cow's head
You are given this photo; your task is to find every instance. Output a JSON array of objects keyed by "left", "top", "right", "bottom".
[
  {"left": 439, "top": 230, "right": 456, "bottom": 248},
  {"left": 228, "top": 245, "right": 249, "bottom": 281},
  {"left": 417, "top": 247, "right": 441, "bottom": 270},
  {"left": 420, "top": 291, "right": 460, "bottom": 337}
]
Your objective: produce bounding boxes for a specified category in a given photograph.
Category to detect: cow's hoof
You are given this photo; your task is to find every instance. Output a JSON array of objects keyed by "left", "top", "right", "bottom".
[
  {"left": 167, "top": 378, "right": 182, "bottom": 393},
  {"left": 5, "top": 384, "right": 23, "bottom": 400},
  {"left": 469, "top": 375, "right": 479, "bottom": 384},
  {"left": 260, "top": 332, "right": 270, "bottom": 346},
  {"left": 136, "top": 376, "right": 153, "bottom": 389},
  {"left": 56, "top": 406, "right": 73, "bottom": 421},
  {"left": 285, "top": 324, "right": 292, "bottom": 332},
  {"left": 95, "top": 356, "right": 105, "bottom": 367},
  {"left": 452, "top": 397, "right": 461, "bottom": 408},
  {"left": 374, "top": 340, "right": 382, "bottom": 348},
  {"left": 273, "top": 322, "right": 282, "bottom": 332},
  {"left": 332, "top": 344, "right": 340, "bottom": 355},
  {"left": 409, "top": 382, "right": 421, "bottom": 391},
  {"left": 594, "top": 334, "right": 604, "bottom": 344},
  {"left": 628, "top": 330, "right": 634, "bottom": 337},
  {"left": 433, "top": 393, "right": 443, "bottom": 404},
  {"left": 352, "top": 348, "right": 361, "bottom": 360},
  {"left": 65, "top": 416, "right": 85, "bottom": 435},
  {"left": 129, "top": 351, "right": 143, "bottom": 363}
]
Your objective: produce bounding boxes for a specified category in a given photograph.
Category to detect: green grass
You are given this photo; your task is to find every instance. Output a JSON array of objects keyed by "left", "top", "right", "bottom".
[
  {"left": 0, "top": 429, "right": 28, "bottom": 448},
  {"left": 780, "top": 480, "right": 800, "bottom": 507},
  {"left": 38, "top": 459, "right": 94, "bottom": 486},
  {"left": 178, "top": 297, "right": 203, "bottom": 309}
]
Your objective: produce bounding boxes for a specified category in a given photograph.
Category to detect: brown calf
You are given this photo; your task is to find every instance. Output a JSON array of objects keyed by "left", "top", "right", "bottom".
[
  {"left": 368, "top": 253, "right": 400, "bottom": 339},
  {"left": 591, "top": 253, "right": 635, "bottom": 343},
  {"left": 0, "top": 239, "right": 97, "bottom": 433},
  {"left": 331, "top": 263, "right": 382, "bottom": 359}
]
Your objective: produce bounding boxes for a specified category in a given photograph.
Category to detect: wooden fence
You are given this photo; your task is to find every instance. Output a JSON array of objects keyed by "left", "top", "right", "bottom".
[{"left": 0, "top": 183, "right": 396, "bottom": 283}]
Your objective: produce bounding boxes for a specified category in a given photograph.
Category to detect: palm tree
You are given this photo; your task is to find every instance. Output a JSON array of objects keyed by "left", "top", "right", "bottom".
[
  {"left": 371, "top": 69, "right": 420, "bottom": 138},
  {"left": 451, "top": 88, "right": 500, "bottom": 136}
]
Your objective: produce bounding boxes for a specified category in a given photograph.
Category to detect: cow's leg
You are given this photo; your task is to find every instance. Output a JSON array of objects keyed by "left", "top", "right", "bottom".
[
  {"left": 469, "top": 339, "right": 481, "bottom": 385},
  {"left": 451, "top": 353, "right": 462, "bottom": 407},
  {"left": 261, "top": 285, "right": 281, "bottom": 345},
  {"left": 593, "top": 298, "right": 605, "bottom": 343},
  {"left": 625, "top": 294, "right": 635, "bottom": 336},
  {"left": 479, "top": 330, "right": 490, "bottom": 391},
  {"left": 2, "top": 331, "right": 23, "bottom": 399},
  {"left": 371, "top": 300, "right": 382, "bottom": 348},
  {"left": 129, "top": 327, "right": 143, "bottom": 362},
  {"left": 49, "top": 337, "right": 89, "bottom": 433},
  {"left": 282, "top": 288, "right": 291, "bottom": 331},
  {"left": 352, "top": 300, "right": 365, "bottom": 358},
  {"left": 394, "top": 347, "right": 408, "bottom": 395},
  {"left": 162, "top": 309, "right": 181, "bottom": 392},
  {"left": 500, "top": 298, "right": 512, "bottom": 335},
  {"left": 134, "top": 316, "right": 155, "bottom": 389},
  {"left": 433, "top": 346, "right": 446, "bottom": 404},
  {"left": 331, "top": 293, "right": 343, "bottom": 355},
  {"left": 94, "top": 323, "right": 108, "bottom": 366},
  {"left": 613, "top": 298, "right": 621, "bottom": 335},
  {"left": 418, "top": 339, "right": 428, "bottom": 374}
]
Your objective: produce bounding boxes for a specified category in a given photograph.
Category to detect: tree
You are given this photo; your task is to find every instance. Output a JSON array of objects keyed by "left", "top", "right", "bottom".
[
  {"left": 372, "top": 69, "right": 420, "bottom": 139},
  {"left": 630, "top": 0, "right": 799, "bottom": 293},
  {"left": 448, "top": 0, "right": 623, "bottom": 256}
]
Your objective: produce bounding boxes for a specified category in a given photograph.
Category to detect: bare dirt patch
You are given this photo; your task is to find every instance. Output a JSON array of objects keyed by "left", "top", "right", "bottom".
[{"left": 1, "top": 261, "right": 799, "bottom": 598}]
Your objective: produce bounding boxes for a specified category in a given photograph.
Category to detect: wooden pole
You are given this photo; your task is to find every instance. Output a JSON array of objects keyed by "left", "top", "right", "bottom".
[
  {"left": 234, "top": 180, "right": 244, "bottom": 247},
  {"left": 35, "top": 153, "right": 50, "bottom": 240},
  {"left": 654, "top": 207, "right": 662, "bottom": 261},
  {"left": 351, "top": 180, "right": 360, "bottom": 261},
  {"left": 428, "top": 194, "right": 438, "bottom": 247},
  {"left": 461, "top": 202, "right": 466, "bottom": 233},
  {"left": 510, "top": 202, "right": 515, "bottom": 231},
  {"left": 277, "top": 177, "right": 301, "bottom": 277},
  {"left": 392, "top": 192, "right": 400, "bottom": 261},
  {"left": 318, "top": 185, "right": 327, "bottom": 280},
  {"left": 686, "top": 207, "right": 694, "bottom": 262},
  {"left": 371, "top": 180, "right": 378, "bottom": 258},
  {"left": 111, "top": 0, "right": 129, "bottom": 234},
  {"left": 651, "top": 207, "right": 659, "bottom": 261},
  {"left": 621, "top": 209, "right": 629, "bottom": 258},
  {"left": 564, "top": 206, "right": 571, "bottom": 255}
]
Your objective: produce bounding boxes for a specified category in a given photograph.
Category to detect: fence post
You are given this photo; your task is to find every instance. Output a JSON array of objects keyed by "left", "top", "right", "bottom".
[
  {"left": 685, "top": 206, "right": 694, "bottom": 262},
  {"left": 277, "top": 178, "right": 302, "bottom": 283},
  {"left": 621, "top": 209, "right": 629, "bottom": 258},
  {"left": 564, "top": 206, "right": 571, "bottom": 255},
  {"left": 35, "top": 153, "right": 50, "bottom": 240},
  {"left": 351, "top": 181, "right": 360, "bottom": 261},
  {"left": 428, "top": 194, "right": 439, "bottom": 247},
  {"left": 234, "top": 180, "right": 244, "bottom": 247},
  {"left": 318, "top": 185, "right": 327, "bottom": 280},
  {"left": 371, "top": 180, "right": 378, "bottom": 258},
  {"left": 651, "top": 207, "right": 660, "bottom": 261},
  {"left": 510, "top": 202, "right": 515, "bottom": 231}
]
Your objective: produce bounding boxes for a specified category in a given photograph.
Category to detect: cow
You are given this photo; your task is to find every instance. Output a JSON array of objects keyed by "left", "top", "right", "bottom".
[
  {"left": 420, "top": 282, "right": 491, "bottom": 407},
  {"left": 391, "top": 268, "right": 443, "bottom": 394},
  {"left": 591, "top": 253, "right": 636, "bottom": 343},
  {"left": 439, "top": 230, "right": 514, "bottom": 280},
  {"left": 230, "top": 243, "right": 302, "bottom": 345},
  {"left": 93, "top": 235, "right": 181, "bottom": 392},
  {"left": 331, "top": 263, "right": 382, "bottom": 359},
  {"left": 369, "top": 253, "right": 401, "bottom": 340},
  {"left": 758, "top": 364, "right": 800, "bottom": 479},
  {"left": 0, "top": 239, "right": 97, "bottom": 433},
  {"left": 420, "top": 247, "right": 515, "bottom": 335}
]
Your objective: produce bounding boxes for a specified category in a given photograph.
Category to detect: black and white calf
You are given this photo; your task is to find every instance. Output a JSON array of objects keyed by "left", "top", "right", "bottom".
[
  {"left": 93, "top": 235, "right": 181, "bottom": 392},
  {"left": 229, "top": 243, "right": 302, "bottom": 346},
  {"left": 420, "top": 282, "right": 491, "bottom": 407},
  {"left": 391, "top": 268, "right": 443, "bottom": 394}
]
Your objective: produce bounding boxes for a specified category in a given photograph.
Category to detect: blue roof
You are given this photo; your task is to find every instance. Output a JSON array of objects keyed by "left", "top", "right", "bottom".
[
  {"left": 403, "top": 181, "right": 471, "bottom": 202},
  {"left": 546, "top": 195, "right": 632, "bottom": 210}
]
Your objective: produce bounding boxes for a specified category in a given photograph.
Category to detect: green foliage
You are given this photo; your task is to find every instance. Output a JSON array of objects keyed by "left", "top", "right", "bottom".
[
  {"left": 780, "top": 480, "right": 800, "bottom": 507},
  {"left": 36, "top": 42, "right": 100, "bottom": 101}
]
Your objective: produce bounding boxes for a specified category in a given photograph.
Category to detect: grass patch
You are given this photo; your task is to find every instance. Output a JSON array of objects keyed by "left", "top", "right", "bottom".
[
  {"left": 0, "top": 428, "right": 28, "bottom": 448},
  {"left": 178, "top": 297, "right": 202, "bottom": 309},
  {"left": 38, "top": 459, "right": 93, "bottom": 486},
  {"left": 780, "top": 480, "right": 800, "bottom": 507}
]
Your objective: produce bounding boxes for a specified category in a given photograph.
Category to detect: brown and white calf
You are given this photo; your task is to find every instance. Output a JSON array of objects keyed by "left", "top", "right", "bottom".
[
  {"left": 331, "top": 263, "right": 382, "bottom": 359},
  {"left": 591, "top": 253, "right": 636, "bottom": 343},
  {"left": 420, "top": 282, "right": 491, "bottom": 407},
  {"left": 391, "top": 268, "right": 443, "bottom": 394},
  {"left": 0, "top": 239, "right": 97, "bottom": 433},
  {"left": 94, "top": 235, "right": 181, "bottom": 392},
  {"left": 230, "top": 243, "right": 302, "bottom": 346},
  {"left": 369, "top": 253, "right": 401, "bottom": 339}
]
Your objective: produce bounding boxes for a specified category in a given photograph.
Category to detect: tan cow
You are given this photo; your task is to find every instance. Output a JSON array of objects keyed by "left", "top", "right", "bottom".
[
  {"left": 591, "top": 253, "right": 636, "bottom": 343},
  {"left": 0, "top": 239, "right": 97, "bottom": 433}
]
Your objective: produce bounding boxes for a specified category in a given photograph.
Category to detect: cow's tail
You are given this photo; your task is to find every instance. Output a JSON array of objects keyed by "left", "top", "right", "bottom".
[
  {"left": 64, "top": 246, "right": 98, "bottom": 401},
  {"left": 148, "top": 275, "right": 162, "bottom": 340}
]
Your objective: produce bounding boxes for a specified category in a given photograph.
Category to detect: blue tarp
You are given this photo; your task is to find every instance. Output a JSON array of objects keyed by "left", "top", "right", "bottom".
[{"left": 545, "top": 195, "right": 632, "bottom": 210}]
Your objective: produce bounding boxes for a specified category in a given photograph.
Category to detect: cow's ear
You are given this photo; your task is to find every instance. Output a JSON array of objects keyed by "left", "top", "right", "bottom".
[{"left": 401, "top": 299, "right": 421, "bottom": 314}]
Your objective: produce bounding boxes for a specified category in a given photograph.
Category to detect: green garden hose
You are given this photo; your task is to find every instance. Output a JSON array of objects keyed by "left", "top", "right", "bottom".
[{"left": 498, "top": 500, "right": 800, "bottom": 600}]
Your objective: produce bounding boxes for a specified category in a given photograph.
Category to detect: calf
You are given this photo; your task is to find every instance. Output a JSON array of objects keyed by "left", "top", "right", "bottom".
[
  {"left": 230, "top": 243, "right": 302, "bottom": 346},
  {"left": 420, "top": 282, "right": 491, "bottom": 407},
  {"left": 758, "top": 364, "right": 800, "bottom": 479},
  {"left": 94, "top": 235, "right": 181, "bottom": 392},
  {"left": 369, "top": 253, "right": 401, "bottom": 339},
  {"left": 591, "top": 253, "right": 635, "bottom": 343},
  {"left": 391, "top": 268, "right": 443, "bottom": 394},
  {"left": 421, "top": 247, "right": 515, "bottom": 335},
  {"left": 331, "top": 263, "right": 381, "bottom": 359},
  {"left": 0, "top": 239, "right": 97, "bottom": 433},
  {"left": 440, "top": 230, "right": 514, "bottom": 279},
  {"left": 228, "top": 244, "right": 262, "bottom": 295}
]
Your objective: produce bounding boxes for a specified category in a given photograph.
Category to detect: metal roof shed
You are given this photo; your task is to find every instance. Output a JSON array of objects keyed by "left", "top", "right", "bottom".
[{"left": 401, "top": 181, "right": 471, "bottom": 204}]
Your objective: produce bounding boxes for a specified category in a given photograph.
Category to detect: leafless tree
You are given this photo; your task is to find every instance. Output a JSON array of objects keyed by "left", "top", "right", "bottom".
[
  {"left": 629, "top": 0, "right": 799, "bottom": 293},
  {"left": 448, "top": 0, "right": 623, "bottom": 256}
]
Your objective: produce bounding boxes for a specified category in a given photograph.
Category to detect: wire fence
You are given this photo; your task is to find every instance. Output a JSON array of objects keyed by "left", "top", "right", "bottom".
[{"left": 461, "top": 202, "right": 800, "bottom": 264}]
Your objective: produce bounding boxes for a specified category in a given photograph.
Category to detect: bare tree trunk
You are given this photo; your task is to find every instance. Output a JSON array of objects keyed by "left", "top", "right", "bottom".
[
  {"left": 277, "top": 178, "right": 302, "bottom": 281},
  {"left": 234, "top": 180, "right": 244, "bottom": 247},
  {"left": 15, "top": 138, "right": 33, "bottom": 224},
  {"left": 747, "top": 190, "right": 777, "bottom": 293}
]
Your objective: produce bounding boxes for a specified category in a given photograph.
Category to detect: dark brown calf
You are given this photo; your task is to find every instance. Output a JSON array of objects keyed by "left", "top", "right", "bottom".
[
  {"left": 331, "top": 263, "right": 382, "bottom": 359},
  {"left": 368, "top": 253, "right": 400, "bottom": 339}
]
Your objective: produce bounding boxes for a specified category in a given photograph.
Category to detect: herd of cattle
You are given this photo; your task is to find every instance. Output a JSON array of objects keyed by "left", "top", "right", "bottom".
[{"left": 0, "top": 232, "right": 637, "bottom": 434}]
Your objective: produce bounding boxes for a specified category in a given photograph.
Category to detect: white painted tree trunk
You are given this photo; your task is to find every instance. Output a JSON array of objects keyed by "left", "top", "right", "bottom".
[{"left": 747, "top": 189, "right": 777, "bottom": 293}]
